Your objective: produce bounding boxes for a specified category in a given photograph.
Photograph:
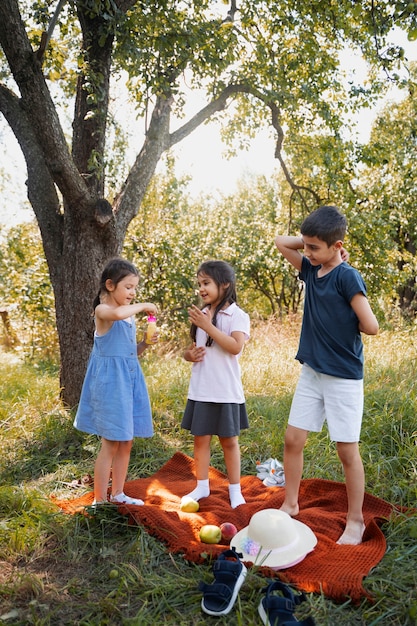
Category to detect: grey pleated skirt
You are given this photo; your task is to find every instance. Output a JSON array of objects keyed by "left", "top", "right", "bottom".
[{"left": 181, "top": 400, "right": 249, "bottom": 437}]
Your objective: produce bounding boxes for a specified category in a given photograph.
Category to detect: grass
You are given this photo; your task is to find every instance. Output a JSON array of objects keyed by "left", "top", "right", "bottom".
[{"left": 0, "top": 320, "right": 416, "bottom": 625}]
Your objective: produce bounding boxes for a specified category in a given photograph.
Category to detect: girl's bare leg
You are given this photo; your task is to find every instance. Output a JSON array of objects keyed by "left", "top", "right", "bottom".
[
  {"left": 220, "top": 436, "right": 245, "bottom": 508},
  {"left": 93, "top": 438, "right": 119, "bottom": 502},
  {"left": 183, "top": 435, "right": 212, "bottom": 500},
  {"left": 111, "top": 440, "right": 133, "bottom": 497}
]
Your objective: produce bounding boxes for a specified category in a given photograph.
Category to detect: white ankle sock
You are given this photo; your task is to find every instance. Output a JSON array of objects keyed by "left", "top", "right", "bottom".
[
  {"left": 184, "top": 479, "right": 210, "bottom": 501},
  {"left": 110, "top": 492, "right": 144, "bottom": 506},
  {"left": 229, "top": 483, "right": 245, "bottom": 509}
]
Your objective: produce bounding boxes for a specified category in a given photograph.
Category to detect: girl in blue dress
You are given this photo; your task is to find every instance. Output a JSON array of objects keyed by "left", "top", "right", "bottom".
[{"left": 74, "top": 258, "right": 157, "bottom": 506}]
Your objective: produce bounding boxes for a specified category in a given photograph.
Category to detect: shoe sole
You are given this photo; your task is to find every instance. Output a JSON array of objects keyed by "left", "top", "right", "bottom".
[{"left": 258, "top": 598, "right": 270, "bottom": 625}]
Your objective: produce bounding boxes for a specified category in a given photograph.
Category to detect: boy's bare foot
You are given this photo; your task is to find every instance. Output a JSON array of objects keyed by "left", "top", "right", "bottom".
[
  {"left": 336, "top": 520, "right": 365, "bottom": 545},
  {"left": 279, "top": 502, "right": 299, "bottom": 517}
]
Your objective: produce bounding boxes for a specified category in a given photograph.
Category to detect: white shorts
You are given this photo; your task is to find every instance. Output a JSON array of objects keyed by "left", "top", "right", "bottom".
[{"left": 288, "top": 364, "right": 364, "bottom": 443}]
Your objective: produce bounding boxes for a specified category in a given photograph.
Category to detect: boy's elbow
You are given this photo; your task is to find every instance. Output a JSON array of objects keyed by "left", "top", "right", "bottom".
[
  {"left": 361, "top": 319, "right": 379, "bottom": 335},
  {"left": 275, "top": 235, "right": 284, "bottom": 251},
  {"left": 369, "top": 316, "right": 379, "bottom": 335}
]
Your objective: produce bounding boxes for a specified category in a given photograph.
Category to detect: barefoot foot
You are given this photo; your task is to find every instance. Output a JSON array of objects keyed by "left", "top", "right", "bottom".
[
  {"left": 336, "top": 520, "right": 365, "bottom": 545},
  {"left": 279, "top": 502, "right": 299, "bottom": 517}
]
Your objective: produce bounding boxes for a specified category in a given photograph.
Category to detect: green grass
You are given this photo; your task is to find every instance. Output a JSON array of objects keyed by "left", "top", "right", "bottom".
[{"left": 0, "top": 321, "right": 416, "bottom": 625}]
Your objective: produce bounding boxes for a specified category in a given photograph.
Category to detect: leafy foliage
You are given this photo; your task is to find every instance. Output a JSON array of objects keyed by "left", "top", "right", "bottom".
[
  {"left": 0, "top": 222, "right": 58, "bottom": 364},
  {"left": 352, "top": 69, "right": 417, "bottom": 318}
]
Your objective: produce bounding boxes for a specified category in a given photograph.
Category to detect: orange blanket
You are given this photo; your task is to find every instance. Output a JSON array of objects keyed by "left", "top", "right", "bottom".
[{"left": 55, "top": 452, "right": 397, "bottom": 604}]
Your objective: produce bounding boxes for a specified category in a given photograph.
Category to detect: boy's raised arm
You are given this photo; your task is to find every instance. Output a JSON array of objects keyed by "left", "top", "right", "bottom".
[{"left": 275, "top": 235, "right": 304, "bottom": 272}]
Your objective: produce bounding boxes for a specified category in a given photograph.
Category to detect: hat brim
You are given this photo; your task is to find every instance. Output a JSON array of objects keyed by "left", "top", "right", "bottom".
[{"left": 230, "top": 517, "right": 317, "bottom": 570}]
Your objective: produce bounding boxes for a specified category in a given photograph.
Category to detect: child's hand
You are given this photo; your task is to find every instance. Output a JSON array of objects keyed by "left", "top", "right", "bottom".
[
  {"left": 143, "top": 303, "right": 158, "bottom": 315},
  {"left": 188, "top": 305, "right": 211, "bottom": 330},
  {"left": 188, "top": 343, "right": 206, "bottom": 363},
  {"left": 341, "top": 247, "right": 350, "bottom": 262},
  {"left": 142, "top": 331, "right": 159, "bottom": 345}
]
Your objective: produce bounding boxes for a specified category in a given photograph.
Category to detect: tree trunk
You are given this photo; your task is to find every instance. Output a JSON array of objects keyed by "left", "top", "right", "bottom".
[
  {"left": 0, "top": 0, "right": 151, "bottom": 406},
  {"left": 56, "top": 219, "right": 120, "bottom": 407}
]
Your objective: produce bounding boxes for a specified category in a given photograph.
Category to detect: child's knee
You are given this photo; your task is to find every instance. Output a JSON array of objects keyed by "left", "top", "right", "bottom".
[
  {"left": 285, "top": 426, "right": 307, "bottom": 451},
  {"left": 219, "top": 436, "right": 238, "bottom": 451}
]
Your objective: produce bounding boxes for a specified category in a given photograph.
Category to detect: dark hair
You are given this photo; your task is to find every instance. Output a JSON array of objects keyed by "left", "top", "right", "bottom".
[
  {"left": 93, "top": 258, "right": 139, "bottom": 310},
  {"left": 191, "top": 260, "right": 237, "bottom": 347},
  {"left": 301, "top": 205, "right": 347, "bottom": 246}
]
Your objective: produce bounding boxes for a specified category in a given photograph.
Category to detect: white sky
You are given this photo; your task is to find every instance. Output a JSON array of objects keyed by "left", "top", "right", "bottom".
[{"left": 0, "top": 26, "right": 415, "bottom": 228}]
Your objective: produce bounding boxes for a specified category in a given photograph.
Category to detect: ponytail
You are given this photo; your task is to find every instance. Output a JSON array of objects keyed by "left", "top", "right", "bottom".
[{"left": 92, "top": 290, "right": 101, "bottom": 311}]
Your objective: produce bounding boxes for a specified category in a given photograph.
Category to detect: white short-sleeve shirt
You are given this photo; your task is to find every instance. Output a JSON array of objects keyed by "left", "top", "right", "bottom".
[{"left": 187, "top": 302, "right": 250, "bottom": 404}]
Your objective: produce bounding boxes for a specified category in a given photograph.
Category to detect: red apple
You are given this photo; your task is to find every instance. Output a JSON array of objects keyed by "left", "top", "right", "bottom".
[{"left": 220, "top": 522, "right": 238, "bottom": 542}]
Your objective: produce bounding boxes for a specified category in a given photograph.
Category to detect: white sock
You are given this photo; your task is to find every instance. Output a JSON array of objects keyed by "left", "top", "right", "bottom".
[
  {"left": 184, "top": 479, "right": 210, "bottom": 501},
  {"left": 229, "top": 483, "right": 245, "bottom": 509}
]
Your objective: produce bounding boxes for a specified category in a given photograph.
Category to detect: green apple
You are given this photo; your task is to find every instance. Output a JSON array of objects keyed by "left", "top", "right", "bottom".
[
  {"left": 180, "top": 496, "right": 199, "bottom": 512},
  {"left": 199, "top": 524, "right": 222, "bottom": 544}
]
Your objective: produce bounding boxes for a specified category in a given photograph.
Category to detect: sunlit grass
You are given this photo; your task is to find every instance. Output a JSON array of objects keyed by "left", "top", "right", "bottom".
[{"left": 0, "top": 321, "right": 416, "bottom": 624}]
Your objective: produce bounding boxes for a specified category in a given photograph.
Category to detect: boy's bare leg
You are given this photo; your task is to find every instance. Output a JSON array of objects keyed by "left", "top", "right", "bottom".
[
  {"left": 279, "top": 425, "right": 308, "bottom": 517},
  {"left": 336, "top": 441, "right": 365, "bottom": 545}
]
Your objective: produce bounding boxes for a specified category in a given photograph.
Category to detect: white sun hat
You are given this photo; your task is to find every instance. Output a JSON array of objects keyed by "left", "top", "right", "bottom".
[{"left": 231, "top": 508, "right": 317, "bottom": 570}]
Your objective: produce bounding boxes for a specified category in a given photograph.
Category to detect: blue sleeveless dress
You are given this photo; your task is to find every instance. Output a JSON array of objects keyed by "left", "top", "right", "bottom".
[{"left": 74, "top": 318, "right": 153, "bottom": 440}]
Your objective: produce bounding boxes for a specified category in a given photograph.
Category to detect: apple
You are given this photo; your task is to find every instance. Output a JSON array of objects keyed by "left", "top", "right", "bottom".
[
  {"left": 220, "top": 522, "right": 238, "bottom": 542},
  {"left": 180, "top": 496, "right": 199, "bottom": 513},
  {"left": 199, "top": 524, "right": 222, "bottom": 544}
]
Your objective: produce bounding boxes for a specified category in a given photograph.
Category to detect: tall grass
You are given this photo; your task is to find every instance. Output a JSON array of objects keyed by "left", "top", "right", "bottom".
[{"left": 0, "top": 321, "right": 416, "bottom": 625}]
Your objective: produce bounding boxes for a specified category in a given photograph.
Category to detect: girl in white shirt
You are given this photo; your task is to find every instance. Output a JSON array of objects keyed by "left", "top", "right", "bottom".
[{"left": 181, "top": 260, "right": 250, "bottom": 509}]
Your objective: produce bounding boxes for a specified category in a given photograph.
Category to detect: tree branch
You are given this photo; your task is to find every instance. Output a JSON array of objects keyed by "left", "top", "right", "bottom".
[
  {"left": 269, "top": 97, "right": 322, "bottom": 216},
  {"left": 170, "top": 82, "right": 321, "bottom": 217},
  {"left": 168, "top": 83, "right": 255, "bottom": 147},
  {"left": 223, "top": 0, "right": 238, "bottom": 23},
  {"left": 0, "top": 0, "right": 91, "bottom": 209},
  {"left": 36, "top": 0, "right": 68, "bottom": 62},
  {"left": 0, "top": 83, "right": 64, "bottom": 275},
  {"left": 113, "top": 94, "right": 174, "bottom": 234}
]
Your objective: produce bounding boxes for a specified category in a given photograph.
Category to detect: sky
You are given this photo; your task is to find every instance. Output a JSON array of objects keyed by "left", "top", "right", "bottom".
[{"left": 0, "top": 25, "right": 415, "bottom": 228}]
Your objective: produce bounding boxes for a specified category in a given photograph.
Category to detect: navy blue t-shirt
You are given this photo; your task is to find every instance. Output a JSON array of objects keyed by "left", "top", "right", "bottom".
[{"left": 296, "top": 257, "right": 367, "bottom": 379}]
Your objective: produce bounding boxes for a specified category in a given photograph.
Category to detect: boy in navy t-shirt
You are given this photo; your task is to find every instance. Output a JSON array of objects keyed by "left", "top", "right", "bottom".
[{"left": 275, "top": 205, "right": 379, "bottom": 545}]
